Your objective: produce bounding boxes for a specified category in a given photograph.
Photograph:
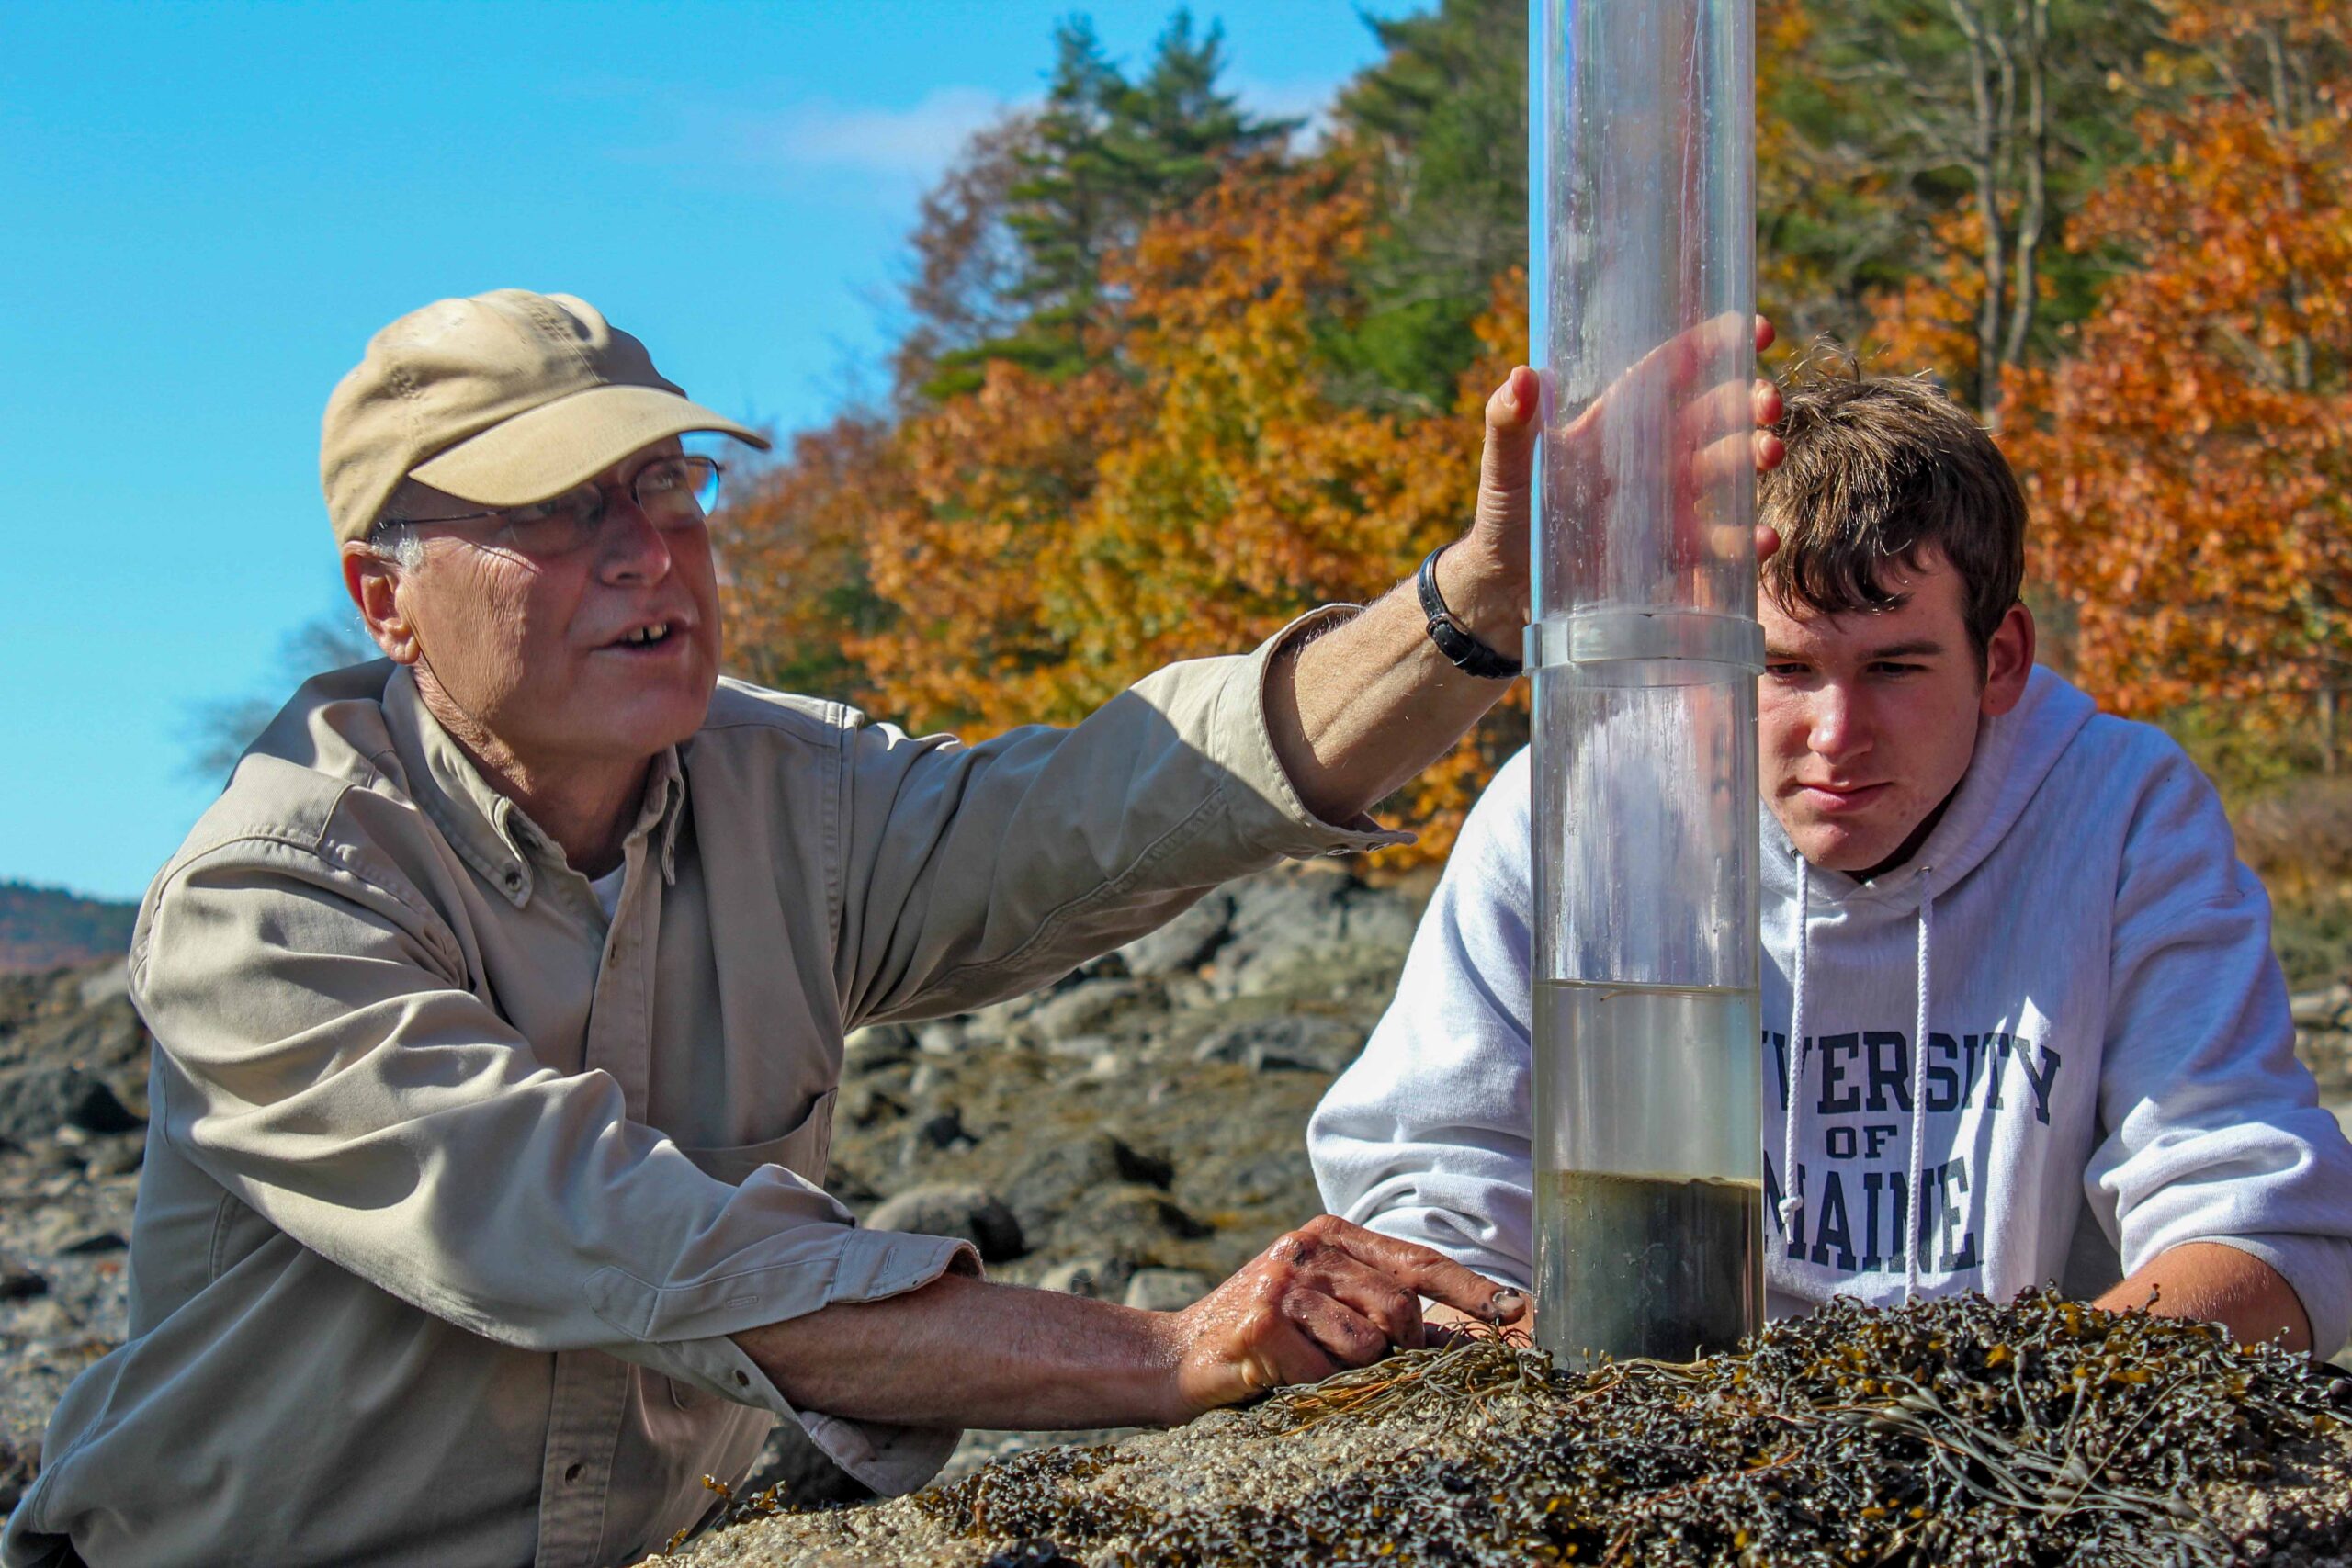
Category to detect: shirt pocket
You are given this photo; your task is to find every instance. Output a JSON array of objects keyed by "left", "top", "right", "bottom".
[
  {"left": 673, "top": 1088, "right": 838, "bottom": 1190},
  {"left": 663, "top": 1089, "right": 837, "bottom": 1415}
]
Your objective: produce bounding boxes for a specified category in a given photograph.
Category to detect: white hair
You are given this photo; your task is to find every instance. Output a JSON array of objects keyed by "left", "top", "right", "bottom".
[{"left": 367, "top": 522, "right": 428, "bottom": 571}]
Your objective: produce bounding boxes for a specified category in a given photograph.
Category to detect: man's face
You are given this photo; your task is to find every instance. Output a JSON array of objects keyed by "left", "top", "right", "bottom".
[
  {"left": 356, "top": 438, "right": 723, "bottom": 772},
  {"left": 1759, "top": 549, "right": 2032, "bottom": 877}
]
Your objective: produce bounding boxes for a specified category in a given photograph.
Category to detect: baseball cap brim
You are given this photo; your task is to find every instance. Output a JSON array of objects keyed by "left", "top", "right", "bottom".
[{"left": 407, "top": 382, "right": 772, "bottom": 506}]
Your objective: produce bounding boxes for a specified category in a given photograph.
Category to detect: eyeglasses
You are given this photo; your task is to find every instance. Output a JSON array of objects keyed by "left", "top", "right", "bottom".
[{"left": 379, "top": 455, "right": 725, "bottom": 558}]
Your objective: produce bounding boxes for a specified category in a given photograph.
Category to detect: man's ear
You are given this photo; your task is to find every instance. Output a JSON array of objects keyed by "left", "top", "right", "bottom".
[
  {"left": 1980, "top": 601, "right": 2035, "bottom": 717},
  {"left": 339, "top": 540, "right": 424, "bottom": 666}
]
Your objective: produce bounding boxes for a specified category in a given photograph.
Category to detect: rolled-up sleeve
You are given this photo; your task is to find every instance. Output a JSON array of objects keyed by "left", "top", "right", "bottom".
[
  {"left": 136, "top": 837, "right": 974, "bottom": 1383},
  {"left": 2084, "top": 748, "right": 2352, "bottom": 1356},
  {"left": 835, "top": 607, "right": 1411, "bottom": 1024}
]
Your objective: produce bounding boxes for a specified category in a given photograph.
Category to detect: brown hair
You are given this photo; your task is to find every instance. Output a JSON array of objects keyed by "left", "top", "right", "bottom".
[{"left": 1758, "top": 360, "right": 2026, "bottom": 658}]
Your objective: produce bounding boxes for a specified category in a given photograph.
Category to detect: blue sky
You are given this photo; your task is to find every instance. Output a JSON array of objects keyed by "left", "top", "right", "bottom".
[{"left": 1, "top": 0, "right": 1409, "bottom": 901}]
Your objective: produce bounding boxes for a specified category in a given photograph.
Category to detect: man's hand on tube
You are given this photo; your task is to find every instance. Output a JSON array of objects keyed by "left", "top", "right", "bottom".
[{"left": 1264, "top": 319, "right": 1786, "bottom": 829}]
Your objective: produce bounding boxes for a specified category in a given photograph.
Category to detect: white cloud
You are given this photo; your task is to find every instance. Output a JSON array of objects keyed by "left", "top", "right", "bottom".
[
  {"left": 751, "top": 85, "right": 1017, "bottom": 181},
  {"left": 1233, "top": 75, "right": 1345, "bottom": 146}
]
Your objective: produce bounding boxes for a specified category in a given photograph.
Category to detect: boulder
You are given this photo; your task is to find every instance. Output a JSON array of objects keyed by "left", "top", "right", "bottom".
[
  {"left": 1022, "top": 980, "right": 1140, "bottom": 1046},
  {"left": 1000, "top": 1134, "right": 1174, "bottom": 1242},
  {"left": 866, "top": 1184, "right": 1025, "bottom": 1262},
  {"left": 1121, "top": 1268, "right": 1215, "bottom": 1312},
  {"left": 1191, "top": 1014, "right": 1366, "bottom": 1075},
  {"left": 0, "top": 1433, "right": 35, "bottom": 1519},
  {"left": 915, "top": 1107, "right": 973, "bottom": 1151},
  {"left": 0, "top": 1063, "right": 143, "bottom": 1147},
  {"left": 2290, "top": 984, "right": 2350, "bottom": 1031},
  {"left": 1035, "top": 1256, "right": 1140, "bottom": 1302},
  {"left": 1115, "top": 892, "right": 1235, "bottom": 978},
  {"left": 842, "top": 1023, "right": 916, "bottom": 1074},
  {"left": 0, "top": 1256, "right": 46, "bottom": 1302},
  {"left": 1209, "top": 870, "right": 1419, "bottom": 1000},
  {"left": 1048, "top": 1184, "right": 1208, "bottom": 1256}
]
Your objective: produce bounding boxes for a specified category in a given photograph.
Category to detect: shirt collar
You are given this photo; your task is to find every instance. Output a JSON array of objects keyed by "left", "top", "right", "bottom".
[{"left": 382, "top": 666, "right": 689, "bottom": 908}]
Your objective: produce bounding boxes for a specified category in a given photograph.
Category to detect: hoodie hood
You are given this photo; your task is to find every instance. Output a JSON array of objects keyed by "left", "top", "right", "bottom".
[{"left": 1761, "top": 666, "right": 2098, "bottom": 915}]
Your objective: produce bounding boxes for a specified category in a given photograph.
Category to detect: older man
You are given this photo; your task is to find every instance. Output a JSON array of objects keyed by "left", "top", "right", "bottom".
[{"left": 7, "top": 289, "right": 1761, "bottom": 1568}]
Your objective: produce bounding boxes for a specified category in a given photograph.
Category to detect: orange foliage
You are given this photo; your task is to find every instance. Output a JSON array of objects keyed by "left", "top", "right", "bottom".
[
  {"left": 1865, "top": 208, "right": 1993, "bottom": 386},
  {"left": 2006, "top": 3, "right": 2351, "bottom": 735},
  {"left": 717, "top": 157, "right": 1528, "bottom": 866}
]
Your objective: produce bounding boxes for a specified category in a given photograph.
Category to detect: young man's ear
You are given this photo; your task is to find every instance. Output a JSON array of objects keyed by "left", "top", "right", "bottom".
[
  {"left": 1980, "top": 601, "right": 2036, "bottom": 717},
  {"left": 339, "top": 540, "right": 424, "bottom": 666}
]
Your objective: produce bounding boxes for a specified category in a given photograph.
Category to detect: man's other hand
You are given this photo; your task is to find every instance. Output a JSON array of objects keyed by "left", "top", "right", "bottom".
[{"left": 1151, "top": 1214, "right": 1526, "bottom": 1416}]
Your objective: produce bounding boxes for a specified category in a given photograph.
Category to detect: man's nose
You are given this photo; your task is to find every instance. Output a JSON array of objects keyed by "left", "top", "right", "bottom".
[
  {"left": 595, "top": 498, "right": 673, "bottom": 582},
  {"left": 1806, "top": 683, "right": 1868, "bottom": 760}
]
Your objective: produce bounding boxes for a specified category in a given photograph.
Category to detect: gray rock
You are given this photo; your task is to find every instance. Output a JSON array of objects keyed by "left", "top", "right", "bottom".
[
  {"left": 2290, "top": 985, "right": 2350, "bottom": 1030},
  {"left": 1122, "top": 1268, "right": 1215, "bottom": 1312},
  {"left": 842, "top": 1023, "right": 916, "bottom": 1073},
  {"left": 0, "top": 1432, "right": 35, "bottom": 1518},
  {"left": 0, "top": 1257, "right": 45, "bottom": 1302},
  {"left": 75, "top": 964, "right": 130, "bottom": 1010},
  {"left": 1049, "top": 1183, "right": 1208, "bottom": 1255},
  {"left": 1117, "top": 892, "right": 1235, "bottom": 978},
  {"left": 0, "top": 1064, "right": 143, "bottom": 1147},
  {"left": 58, "top": 1230, "right": 126, "bottom": 1256},
  {"left": 1211, "top": 1146, "right": 1320, "bottom": 1210},
  {"left": 1042, "top": 1031, "right": 1114, "bottom": 1062},
  {"left": 913, "top": 1021, "right": 965, "bottom": 1056},
  {"left": 915, "top": 1107, "right": 972, "bottom": 1150},
  {"left": 841, "top": 1081, "right": 908, "bottom": 1128},
  {"left": 1023, "top": 980, "right": 1141, "bottom": 1044},
  {"left": 82, "top": 1132, "right": 144, "bottom": 1177},
  {"left": 1001, "top": 1134, "right": 1174, "bottom": 1242},
  {"left": 1191, "top": 1014, "right": 1365, "bottom": 1075},
  {"left": 1035, "top": 1256, "right": 1140, "bottom": 1301},
  {"left": 1208, "top": 869, "right": 1418, "bottom": 1000},
  {"left": 866, "top": 1183, "right": 1025, "bottom": 1262}
]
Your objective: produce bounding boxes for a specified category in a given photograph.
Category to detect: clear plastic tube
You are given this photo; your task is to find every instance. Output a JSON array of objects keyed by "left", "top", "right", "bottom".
[{"left": 1528, "top": 0, "right": 1763, "bottom": 1367}]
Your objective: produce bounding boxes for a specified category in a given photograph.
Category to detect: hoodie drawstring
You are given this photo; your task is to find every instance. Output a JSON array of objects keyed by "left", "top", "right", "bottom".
[
  {"left": 1776, "top": 858, "right": 1810, "bottom": 1239},
  {"left": 1904, "top": 867, "right": 1935, "bottom": 1299},
  {"left": 1778, "top": 859, "right": 1939, "bottom": 1297}
]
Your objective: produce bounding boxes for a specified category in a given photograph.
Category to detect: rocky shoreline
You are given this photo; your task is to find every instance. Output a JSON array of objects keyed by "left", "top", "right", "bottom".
[{"left": 2, "top": 862, "right": 2348, "bottom": 1529}]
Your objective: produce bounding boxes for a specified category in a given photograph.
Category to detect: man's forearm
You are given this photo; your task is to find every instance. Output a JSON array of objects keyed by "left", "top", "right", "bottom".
[
  {"left": 733, "top": 1272, "right": 1184, "bottom": 1431},
  {"left": 1265, "top": 542, "right": 1525, "bottom": 824},
  {"left": 2094, "top": 1240, "right": 2314, "bottom": 1353}
]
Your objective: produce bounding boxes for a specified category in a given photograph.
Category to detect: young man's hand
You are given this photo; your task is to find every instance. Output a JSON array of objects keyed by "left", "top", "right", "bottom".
[{"left": 1151, "top": 1214, "right": 1526, "bottom": 1418}]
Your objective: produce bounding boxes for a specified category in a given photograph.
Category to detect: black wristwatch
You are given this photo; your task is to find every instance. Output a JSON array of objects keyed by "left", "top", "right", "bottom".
[{"left": 1417, "top": 547, "right": 1523, "bottom": 680}]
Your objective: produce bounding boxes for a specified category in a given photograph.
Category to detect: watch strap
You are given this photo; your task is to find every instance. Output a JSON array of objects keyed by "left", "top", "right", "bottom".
[{"left": 1416, "top": 547, "right": 1523, "bottom": 680}]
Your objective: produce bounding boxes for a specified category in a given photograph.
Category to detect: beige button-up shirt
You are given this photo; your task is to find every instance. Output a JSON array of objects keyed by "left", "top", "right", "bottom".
[{"left": 5, "top": 618, "right": 1401, "bottom": 1568}]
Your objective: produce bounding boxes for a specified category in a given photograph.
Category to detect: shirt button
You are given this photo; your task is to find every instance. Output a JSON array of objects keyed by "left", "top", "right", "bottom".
[{"left": 562, "top": 1461, "right": 583, "bottom": 1483}]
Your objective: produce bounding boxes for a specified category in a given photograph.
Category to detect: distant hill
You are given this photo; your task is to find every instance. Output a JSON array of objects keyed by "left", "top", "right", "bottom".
[{"left": 0, "top": 881, "right": 136, "bottom": 973}]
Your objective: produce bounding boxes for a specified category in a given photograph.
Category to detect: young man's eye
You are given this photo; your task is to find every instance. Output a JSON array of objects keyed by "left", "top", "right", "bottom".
[
  {"left": 1765, "top": 663, "right": 1808, "bottom": 678},
  {"left": 1871, "top": 662, "right": 1925, "bottom": 675}
]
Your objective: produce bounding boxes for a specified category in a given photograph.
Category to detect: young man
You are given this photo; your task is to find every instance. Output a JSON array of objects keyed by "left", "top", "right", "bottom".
[{"left": 1309, "top": 371, "right": 2352, "bottom": 1358}]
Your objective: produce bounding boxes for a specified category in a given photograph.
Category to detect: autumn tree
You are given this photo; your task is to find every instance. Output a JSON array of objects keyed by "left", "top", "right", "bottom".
[
  {"left": 1759, "top": 0, "right": 2167, "bottom": 412},
  {"left": 1325, "top": 0, "right": 1528, "bottom": 412},
  {"left": 2010, "top": 1, "right": 2351, "bottom": 769},
  {"left": 933, "top": 11, "right": 1294, "bottom": 391}
]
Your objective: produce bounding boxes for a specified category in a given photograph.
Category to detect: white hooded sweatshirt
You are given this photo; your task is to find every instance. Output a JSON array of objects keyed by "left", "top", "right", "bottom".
[{"left": 1310, "top": 668, "right": 2352, "bottom": 1354}]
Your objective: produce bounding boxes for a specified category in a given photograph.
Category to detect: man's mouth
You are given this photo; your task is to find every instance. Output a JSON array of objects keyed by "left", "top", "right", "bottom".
[
  {"left": 605, "top": 620, "right": 684, "bottom": 651},
  {"left": 1795, "top": 780, "right": 1890, "bottom": 810},
  {"left": 625, "top": 622, "right": 671, "bottom": 646}
]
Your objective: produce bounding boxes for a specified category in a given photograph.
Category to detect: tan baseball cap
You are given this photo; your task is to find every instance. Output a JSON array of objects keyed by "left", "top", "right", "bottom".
[{"left": 320, "top": 289, "right": 771, "bottom": 544}]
